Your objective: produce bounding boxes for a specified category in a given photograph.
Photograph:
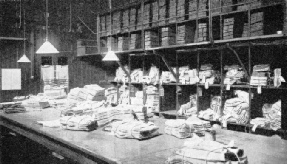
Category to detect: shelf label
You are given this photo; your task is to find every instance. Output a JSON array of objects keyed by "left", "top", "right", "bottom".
[
  {"left": 205, "top": 82, "right": 209, "bottom": 89},
  {"left": 198, "top": 87, "right": 202, "bottom": 97},
  {"left": 226, "top": 84, "right": 231, "bottom": 91},
  {"left": 202, "top": 76, "right": 206, "bottom": 83},
  {"left": 257, "top": 85, "right": 262, "bottom": 94},
  {"left": 159, "top": 87, "right": 164, "bottom": 97}
]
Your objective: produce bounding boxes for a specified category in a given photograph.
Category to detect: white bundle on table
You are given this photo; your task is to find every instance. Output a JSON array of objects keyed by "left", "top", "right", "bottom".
[
  {"left": 185, "top": 116, "right": 212, "bottom": 136},
  {"left": 110, "top": 120, "right": 159, "bottom": 140},
  {"left": 166, "top": 136, "right": 248, "bottom": 164},
  {"left": 165, "top": 119, "right": 194, "bottom": 139},
  {"left": 60, "top": 114, "right": 97, "bottom": 131}
]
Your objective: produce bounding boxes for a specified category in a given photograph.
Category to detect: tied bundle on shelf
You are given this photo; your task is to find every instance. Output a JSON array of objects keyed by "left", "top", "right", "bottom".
[
  {"left": 221, "top": 90, "right": 250, "bottom": 125},
  {"left": 114, "top": 65, "right": 129, "bottom": 83},
  {"left": 0, "top": 102, "right": 26, "bottom": 114},
  {"left": 199, "top": 64, "right": 219, "bottom": 85},
  {"left": 250, "top": 64, "right": 270, "bottom": 86},
  {"left": 250, "top": 100, "right": 281, "bottom": 131},
  {"left": 178, "top": 94, "right": 197, "bottom": 116},
  {"left": 166, "top": 136, "right": 248, "bottom": 164},
  {"left": 224, "top": 65, "right": 246, "bottom": 85},
  {"left": 165, "top": 119, "right": 194, "bottom": 139},
  {"left": 198, "top": 96, "right": 222, "bottom": 121},
  {"left": 130, "top": 68, "right": 143, "bottom": 83},
  {"left": 160, "top": 67, "right": 177, "bottom": 84},
  {"left": 178, "top": 66, "right": 198, "bottom": 84}
]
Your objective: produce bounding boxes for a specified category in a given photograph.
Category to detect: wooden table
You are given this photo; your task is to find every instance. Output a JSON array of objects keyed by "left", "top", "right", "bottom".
[{"left": 1, "top": 108, "right": 287, "bottom": 164}]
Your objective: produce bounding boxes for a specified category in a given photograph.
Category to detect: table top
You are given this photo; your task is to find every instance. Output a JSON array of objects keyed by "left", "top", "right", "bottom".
[{"left": 1, "top": 108, "right": 287, "bottom": 164}]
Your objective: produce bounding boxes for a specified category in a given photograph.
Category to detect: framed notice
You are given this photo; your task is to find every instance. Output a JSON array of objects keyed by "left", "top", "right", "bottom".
[{"left": 1, "top": 69, "right": 21, "bottom": 90}]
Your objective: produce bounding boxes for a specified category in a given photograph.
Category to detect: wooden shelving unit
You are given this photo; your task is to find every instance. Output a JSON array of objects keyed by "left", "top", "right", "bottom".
[{"left": 93, "top": 0, "right": 287, "bottom": 135}]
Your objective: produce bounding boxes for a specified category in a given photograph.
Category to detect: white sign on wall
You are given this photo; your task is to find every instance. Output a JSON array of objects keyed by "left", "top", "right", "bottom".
[{"left": 1, "top": 69, "right": 21, "bottom": 90}]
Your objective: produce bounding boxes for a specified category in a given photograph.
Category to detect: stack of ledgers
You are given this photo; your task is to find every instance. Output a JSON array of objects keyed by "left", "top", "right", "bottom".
[
  {"left": 250, "top": 100, "right": 281, "bottom": 131},
  {"left": 114, "top": 65, "right": 129, "bottom": 83},
  {"left": 224, "top": 65, "right": 246, "bottom": 85},
  {"left": 165, "top": 119, "right": 194, "bottom": 139},
  {"left": 67, "top": 84, "right": 105, "bottom": 106},
  {"left": 250, "top": 64, "right": 269, "bottom": 86},
  {"left": 198, "top": 96, "right": 222, "bottom": 121},
  {"left": 178, "top": 66, "right": 198, "bottom": 85},
  {"left": 160, "top": 67, "right": 177, "bottom": 84},
  {"left": 145, "top": 86, "right": 160, "bottom": 112},
  {"left": 199, "top": 64, "right": 218, "bottom": 84},
  {"left": 130, "top": 68, "right": 143, "bottom": 83},
  {"left": 110, "top": 119, "right": 159, "bottom": 140},
  {"left": 105, "top": 87, "right": 118, "bottom": 105},
  {"left": 166, "top": 136, "right": 248, "bottom": 164},
  {"left": 0, "top": 102, "right": 26, "bottom": 114},
  {"left": 177, "top": 94, "right": 197, "bottom": 116},
  {"left": 221, "top": 90, "right": 250, "bottom": 125}
]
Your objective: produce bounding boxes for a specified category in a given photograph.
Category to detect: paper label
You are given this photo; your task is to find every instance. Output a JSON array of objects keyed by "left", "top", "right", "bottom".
[
  {"left": 159, "top": 87, "right": 164, "bottom": 97},
  {"left": 257, "top": 85, "right": 262, "bottom": 94},
  {"left": 226, "top": 84, "right": 230, "bottom": 91},
  {"left": 252, "top": 124, "right": 259, "bottom": 132},
  {"left": 198, "top": 87, "right": 202, "bottom": 97},
  {"left": 205, "top": 82, "right": 209, "bottom": 89},
  {"left": 202, "top": 76, "right": 206, "bottom": 83}
]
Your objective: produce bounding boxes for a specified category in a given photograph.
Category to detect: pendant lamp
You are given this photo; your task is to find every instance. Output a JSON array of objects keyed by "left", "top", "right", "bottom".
[
  {"left": 18, "top": 0, "right": 31, "bottom": 63},
  {"left": 102, "top": 51, "right": 119, "bottom": 61},
  {"left": 36, "top": 0, "right": 59, "bottom": 54}
]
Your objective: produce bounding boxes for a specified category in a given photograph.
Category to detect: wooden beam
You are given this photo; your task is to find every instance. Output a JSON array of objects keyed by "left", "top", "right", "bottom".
[{"left": 0, "top": 37, "right": 26, "bottom": 41}]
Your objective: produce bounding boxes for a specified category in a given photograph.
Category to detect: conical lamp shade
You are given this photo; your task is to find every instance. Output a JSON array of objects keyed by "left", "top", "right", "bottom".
[
  {"left": 36, "top": 40, "right": 59, "bottom": 54},
  {"left": 17, "top": 54, "right": 31, "bottom": 63},
  {"left": 102, "top": 51, "right": 119, "bottom": 61}
]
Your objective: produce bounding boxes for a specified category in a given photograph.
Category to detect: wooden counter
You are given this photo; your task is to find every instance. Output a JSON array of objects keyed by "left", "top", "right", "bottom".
[{"left": 1, "top": 108, "right": 287, "bottom": 164}]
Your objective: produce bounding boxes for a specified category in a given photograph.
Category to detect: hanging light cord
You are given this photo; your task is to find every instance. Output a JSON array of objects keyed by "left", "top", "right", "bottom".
[
  {"left": 23, "top": 0, "right": 26, "bottom": 54},
  {"left": 45, "top": 0, "right": 49, "bottom": 40}
]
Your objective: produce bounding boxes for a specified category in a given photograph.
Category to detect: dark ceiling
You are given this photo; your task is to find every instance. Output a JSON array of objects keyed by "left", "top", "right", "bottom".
[{"left": 0, "top": 0, "right": 141, "bottom": 40}]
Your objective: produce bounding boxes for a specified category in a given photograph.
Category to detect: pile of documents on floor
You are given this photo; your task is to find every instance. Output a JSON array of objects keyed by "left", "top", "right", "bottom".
[
  {"left": 250, "top": 100, "right": 281, "bottom": 131},
  {"left": 224, "top": 65, "right": 246, "bottom": 85},
  {"left": 177, "top": 94, "right": 197, "bottom": 116},
  {"left": 166, "top": 135, "right": 248, "bottom": 164},
  {"left": 221, "top": 90, "right": 249, "bottom": 125},
  {"left": 0, "top": 102, "right": 26, "bottom": 113}
]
